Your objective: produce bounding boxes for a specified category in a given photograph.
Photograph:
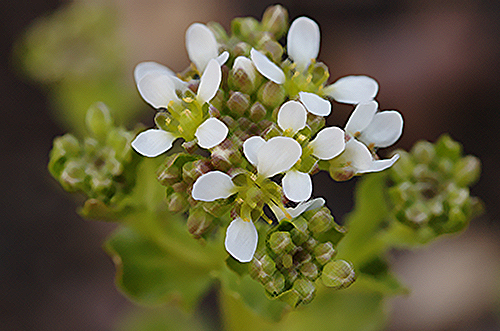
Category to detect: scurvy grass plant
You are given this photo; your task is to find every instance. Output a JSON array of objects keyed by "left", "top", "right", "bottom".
[{"left": 45, "top": 4, "right": 482, "bottom": 330}]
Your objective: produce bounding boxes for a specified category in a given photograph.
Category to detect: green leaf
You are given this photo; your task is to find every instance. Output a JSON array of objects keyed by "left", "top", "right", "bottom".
[
  {"left": 105, "top": 223, "right": 217, "bottom": 310},
  {"left": 219, "top": 268, "right": 290, "bottom": 326}
]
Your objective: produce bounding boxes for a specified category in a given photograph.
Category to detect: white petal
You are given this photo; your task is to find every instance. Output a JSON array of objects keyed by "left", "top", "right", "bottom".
[
  {"left": 191, "top": 171, "right": 236, "bottom": 201},
  {"left": 250, "top": 48, "right": 285, "bottom": 84},
  {"left": 137, "top": 73, "right": 178, "bottom": 109},
  {"left": 257, "top": 137, "right": 302, "bottom": 178},
  {"left": 288, "top": 197, "right": 325, "bottom": 218},
  {"left": 225, "top": 218, "right": 258, "bottom": 262},
  {"left": 344, "top": 101, "right": 378, "bottom": 136},
  {"left": 216, "top": 51, "right": 230, "bottom": 66},
  {"left": 325, "top": 75, "right": 379, "bottom": 104},
  {"left": 359, "top": 111, "right": 403, "bottom": 148},
  {"left": 277, "top": 100, "right": 307, "bottom": 133},
  {"left": 243, "top": 136, "right": 266, "bottom": 166},
  {"left": 358, "top": 154, "right": 400, "bottom": 174},
  {"left": 131, "top": 129, "right": 176, "bottom": 157},
  {"left": 309, "top": 127, "right": 345, "bottom": 160},
  {"left": 185, "top": 23, "right": 218, "bottom": 72},
  {"left": 287, "top": 17, "right": 320, "bottom": 71},
  {"left": 134, "top": 61, "right": 175, "bottom": 83},
  {"left": 197, "top": 59, "right": 221, "bottom": 104},
  {"left": 283, "top": 170, "right": 312, "bottom": 202},
  {"left": 342, "top": 139, "right": 373, "bottom": 171},
  {"left": 299, "top": 92, "right": 331, "bottom": 116},
  {"left": 195, "top": 118, "right": 228, "bottom": 149}
]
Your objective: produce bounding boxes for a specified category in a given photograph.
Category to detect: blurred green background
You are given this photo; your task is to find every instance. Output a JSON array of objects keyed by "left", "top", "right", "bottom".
[{"left": 1, "top": 0, "right": 500, "bottom": 330}]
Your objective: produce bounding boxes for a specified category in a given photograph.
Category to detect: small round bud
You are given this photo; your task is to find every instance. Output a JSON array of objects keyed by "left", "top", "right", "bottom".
[
  {"left": 269, "top": 231, "right": 294, "bottom": 255},
  {"left": 227, "top": 91, "right": 250, "bottom": 116},
  {"left": 411, "top": 140, "right": 436, "bottom": 164},
  {"left": 261, "top": 5, "right": 288, "bottom": 39},
  {"left": 293, "top": 278, "right": 316, "bottom": 304},
  {"left": 187, "top": 207, "right": 214, "bottom": 238},
  {"left": 264, "top": 272, "right": 285, "bottom": 296},
  {"left": 322, "top": 260, "right": 356, "bottom": 289},
  {"left": 308, "top": 208, "right": 334, "bottom": 235},
  {"left": 249, "top": 102, "right": 267, "bottom": 122},
  {"left": 314, "top": 242, "right": 337, "bottom": 265},
  {"left": 299, "top": 262, "right": 319, "bottom": 280},
  {"left": 257, "top": 81, "right": 285, "bottom": 109}
]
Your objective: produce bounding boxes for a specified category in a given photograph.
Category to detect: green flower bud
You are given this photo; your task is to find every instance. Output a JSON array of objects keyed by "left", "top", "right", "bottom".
[
  {"left": 314, "top": 242, "right": 337, "bottom": 265},
  {"left": 261, "top": 5, "right": 288, "bottom": 39},
  {"left": 322, "top": 260, "right": 356, "bottom": 289},
  {"left": 257, "top": 81, "right": 285, "bottom": 109},
  {"left": 60, "top": 160, "right": 86, "bottom": 191},
  {"left": 166, "top": 191, "right": 188, "bottom": 213},
  {"left": 453, "top": 155, "right": 481, "bottom": 186},
  {"left": 182, "top": 160, "right": 211, "bottom": 184},
  {"left": 411, "top": 140, "right": 436, "bottom": 164},
  {"left": 299, "top": 262, "right": 319, "bottom": 280},
  {"left": 227, "top": 91, "right": 250, "bottom": 116},
  {"left": 435, "top": 134, "right": 462, "bottom": 160},
  {"left": 85, "top": 102, "right": 113, "bottom": 142},
  {"left": 269, "top": 231, "right": 294, "bottom": 255},
  {"left": 231, "top": 17, "right": 260, "bottom": 41},
  {"left": 187, "top": 207, "right": 214, "bottom": 238},
  {"left": 280, "top": 253, "right": 294, "bottom": 269},
  {"left": 249, "top": 102, "right": 267, "bottom": 122},
  {"left": 293, "top": 278, "right": 316, "bottom": 304},
  {"left": 233, "top": 42, "right": 252, "bottom": 58},
  {"left": 308, "top": 208, "right": 334, "bottom": 235},
  {"left": 264, "top": 272, "right": 285, "bottom": 296}
]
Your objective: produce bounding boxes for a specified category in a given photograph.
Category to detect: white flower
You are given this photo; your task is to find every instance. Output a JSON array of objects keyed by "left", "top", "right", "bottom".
[
  {"left": 275, "top": 101, "right": 345, "bottom": 202},
  {"left": 334, "top": 100, "right": 403, "bottom": 174},
  {"left": 250, "top": 16, "right": 379, "bottom": 115},
  {"left": 136, "top": 58, "right": 222, "bottom": 110},
  {"left": 132, "top": 117, "right": 228, "bottom": 157}
]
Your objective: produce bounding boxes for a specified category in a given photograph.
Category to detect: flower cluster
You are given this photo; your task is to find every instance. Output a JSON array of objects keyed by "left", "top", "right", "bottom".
[
  {"left": 387, "top": 134, "right": 483, "bottom": 240},
  {"left": 130, "top": 5, "right": 403, "bottom": 296}
]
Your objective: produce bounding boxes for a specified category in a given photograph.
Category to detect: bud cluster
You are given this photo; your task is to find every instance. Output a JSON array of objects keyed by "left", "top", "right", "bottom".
[
  {"left": 387, "top": 134, "right": 483, "bottom": 236},
  {"left": 49, "top": 103, "right": 138, "bottom": 203},
  {"left": 249, "top": 206, "right": 355, "bottom": 307}
]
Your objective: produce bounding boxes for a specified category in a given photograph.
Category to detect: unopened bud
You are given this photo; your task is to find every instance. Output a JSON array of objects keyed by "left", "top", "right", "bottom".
[
  {"left": 322, "top": 260, "right": 356, "bottom": 289},
  {"left": 187, "top": 207, "right": 214, "bottom": 238},
  {"left": 299, "top": 262, "right": 318, "bottom": 280},
  {"left": 231, "top": 17, "right": 260, "bottom": 40},
  {"left": 264, "top": 272, "right": 285, "bottom": 295},
  {"left": 229, "top": 56, "right": 257, "bottom": 94},
  {"left": 258, "top": 81, "right": 285, "bottom": 109},
  {"left": 269, "top": 231, "right": 294, "bottom": 254},
  {"left": 435, "top": 134, "right": 462, "bottom": 160},
  {"left": 261, "top": 5, "right": 288, "bottom": 39},
  {"left": 293, "top": 278, "right": 316, "bottom": 304},
  {"left": 166, "top": 192, "right": 188, "bottom": 213},
  {"left": 249, "top": 102, "right": 267, "bottom": 122},
  {"left": 227, "top": 91, "right": 251, "bottom": 116},
  {"left": 411, "top": 140, "right": 435, "bottom": 164},
  {"left": 85, "top": 103, "right": 112, "bottom": 142},
  {"left": 314, "top": 242, "right": 336, "bottom": 265},
  {"left": 453, "top": 155, "right": 481, "bottom": 186},
  {"left": 308, "top": 208, "right": 334, "bottom": 235}
]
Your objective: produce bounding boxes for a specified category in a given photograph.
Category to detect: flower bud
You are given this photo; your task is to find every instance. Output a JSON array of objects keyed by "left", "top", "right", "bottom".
[
  {"left": 257, "top": 81, "right": 285, "bottom": 109},
  {"left": 187, "top": 207, "right": 214, "bottom": 238},
  {"left": 231, "top": 17, "right": 260, "bottom": 40},
  {"left": 233, "top": 41, "right": 252, "bottom": 58},
  {"left": 249, "top": 102, "right": 267, "bottom": 122},
  {"left": 322, "top": 260, "right": 356, "bottom": 289},
  {"left": 261, "top": 5, "right": 288, "bottom": 39},
  {"left": 264, "top": 272, "right": 285, "bottom": 296},
  {"left": 166, "top": 192, "right": 188, "bottom": 213},
  {"left": 85, "top": 102, "right": 112, "bottom": 142},
  {"left": 182, "top": 159, "right": 211, "bottom": 184},
  {"left": 314, "top": 242, "right": 337, "bottom": 265},
  {"left": 299, "top": 262, "right": 318, "bottom": 280},
  {"left": 269, "top": 231, "right": 294, "bottom": 255},
  {"left": 308, "top": 208, "right": 334, "bottom": 235},
  {"left": 227, "top": 91, "right": 251, "bottom": 116},
  {"left": 293, "top": 278, "right": 316, "bottom": 304},
  {"left": 435, "top": 134, "right": 462, "bottom": 160},
  {"left": 453, "top": 155, "right": 481, "bottom": 187},
  {"left": 411, "top": 140, "right": 436, "bottom": 164},
  {"left": 229, "top": 56, "right": 257, "bottom": 94}
]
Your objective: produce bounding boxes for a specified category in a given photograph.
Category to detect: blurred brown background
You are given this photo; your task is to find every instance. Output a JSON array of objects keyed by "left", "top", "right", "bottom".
[{"left": 1, "top": 0, "right": 500, "bottom": 330}]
